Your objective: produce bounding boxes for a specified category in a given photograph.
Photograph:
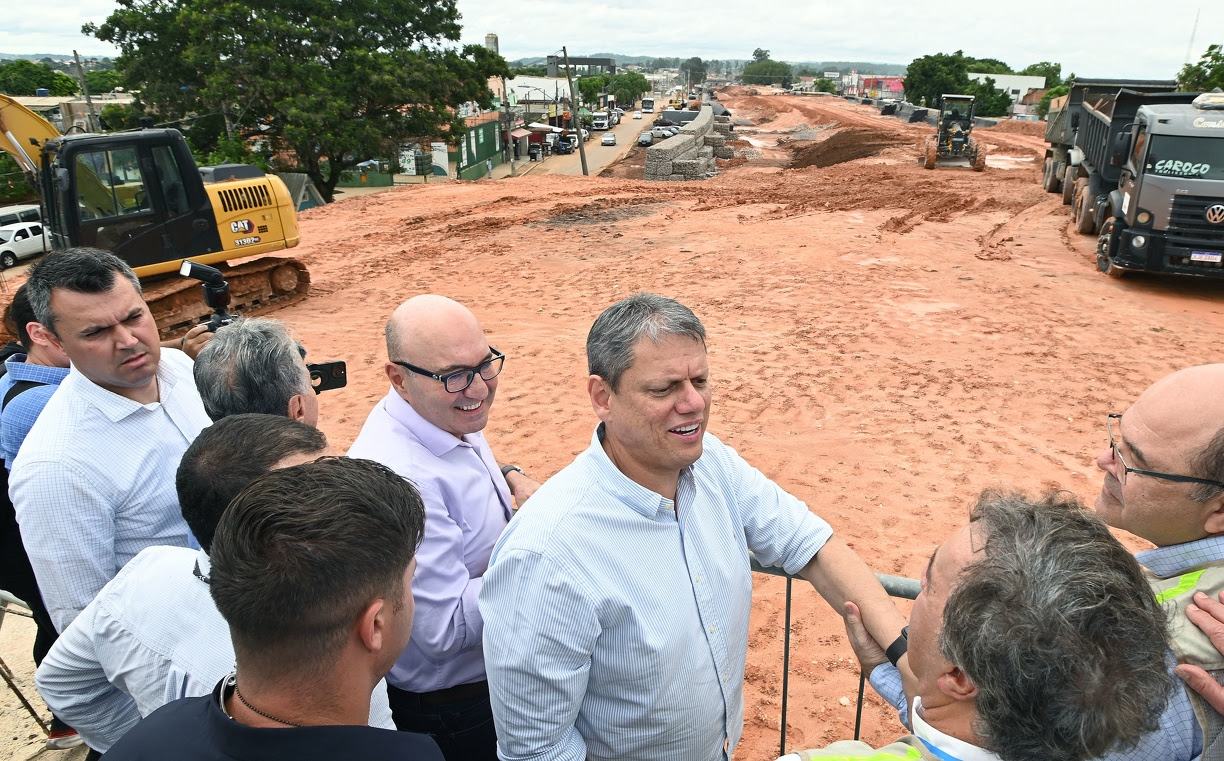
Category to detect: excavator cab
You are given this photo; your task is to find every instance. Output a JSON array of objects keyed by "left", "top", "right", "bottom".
[{"left": 41, "top": 130, "right": 223, "bottom": 268}]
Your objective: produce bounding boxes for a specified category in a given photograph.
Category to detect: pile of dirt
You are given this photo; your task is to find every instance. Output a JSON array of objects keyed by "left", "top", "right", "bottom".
[
  {"left": 985, "top": 119, "right": 1046, "bottom": 137},
  {"left": 788, "top": 128, "right": 910, "bottom": 169}
]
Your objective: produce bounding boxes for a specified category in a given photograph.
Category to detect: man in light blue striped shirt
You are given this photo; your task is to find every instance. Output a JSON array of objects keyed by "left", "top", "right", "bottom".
[{"left": 481, "top": 293, "right": 910, "bottom": 761}]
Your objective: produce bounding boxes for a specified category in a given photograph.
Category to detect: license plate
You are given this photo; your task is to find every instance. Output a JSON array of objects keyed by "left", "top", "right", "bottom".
[{"left": 1191, "top": 251, "right": 1223, "bottom": 263}]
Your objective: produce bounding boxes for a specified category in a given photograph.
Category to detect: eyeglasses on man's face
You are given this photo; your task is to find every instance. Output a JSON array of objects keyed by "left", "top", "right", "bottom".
[
  {"left": 393, "top": 348, "right": 505, "bottom": 393},
  {"left": 1106, "top": 413, "right": 1224, "bottom": 489}
]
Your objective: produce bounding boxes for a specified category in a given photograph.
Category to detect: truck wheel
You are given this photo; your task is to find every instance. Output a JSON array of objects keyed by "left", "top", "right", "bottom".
[
  {"left": 973, "top": 143, "right": 986, "bottom": 172},
  {"left": 1096, "top": 230, "right": 1127, "bottom": 278},
  {"left": 923, "top": 138, "right": 936, "bottom": 169},
  {"left": 1062, "top": 166, "right": 1076, "bottom": 205},
  {"left": 1042, "top": 158, "right": 1057, "bottom": 191},
  {"left": 1075, "top": 188, "right": 1097, "bottom": 235},
  {"left": 0, "top": 252, "right": 15, "bottom": 269}
]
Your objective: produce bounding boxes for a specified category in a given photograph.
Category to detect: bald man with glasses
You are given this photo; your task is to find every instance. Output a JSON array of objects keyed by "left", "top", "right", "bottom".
[
  {"left": 1095, "top": 364, "right": 1224, "bottom": 761},
  {"left": 348, "top": 295, "right": 540, "bottom": 761}
]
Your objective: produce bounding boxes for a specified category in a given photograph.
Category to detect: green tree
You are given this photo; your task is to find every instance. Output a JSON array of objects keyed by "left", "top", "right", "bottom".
[
  {"left": 577, "top": 74, "right": 608, "bottom": 105},
  {"left": 815, "top": 77, "right": 837, "bottom": 94},
  {"left": 510, "top": 65, "right": 547, "bottom": 77},
  {"left": 903, "top": 51, "right": 971, "bottom": 108},
  {"left": 1037, "top": 84, "right": 1069, "bottom": 118},
  {"left": 0, "top": 59, "right": 78, "bottom": 96},
  {"left": 1018, "top": 61, "right": 1062, "bottom": 89},
  {"left": 965, "top": 76, "right": 1013, "bottom": 117},
  {"left": 86, "top": 69, "right": 124, "bottom": 94},
  {"left": 98, "top": 101, "right": 147, "bottom": 131},
  {"left": 1179, "top": 44, "right": 1224, "bottom": 91},
  {"left": 742, "top": 58, "right": 791, "bottom": 85},
  {"left": 680, "top": 57, "right": 707, "bottom": 86},
  {"left": 87, "top": 0, "right": 508, "bottom": 202},
  {"left": 752, "top": 48, "right": 770, "bottom": 63},
  {"left": 0, "top": 151, "right": 37, "bottom": 203},
  {"left": 964, "top": 57, "right": 1012, "bottom": 75},
  {"left": 605, "top": 72, "right": 650, "bottom": 109}
]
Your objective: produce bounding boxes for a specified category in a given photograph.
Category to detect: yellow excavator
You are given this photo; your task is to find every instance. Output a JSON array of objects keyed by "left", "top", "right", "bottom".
[{"left": 0, "top": 94, "right": 309, "bottom": 335}]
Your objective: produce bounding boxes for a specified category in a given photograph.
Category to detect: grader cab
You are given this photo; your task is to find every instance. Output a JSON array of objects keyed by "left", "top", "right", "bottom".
[{"left": 922, "top": 94, "right": 986, "bottom": 172}]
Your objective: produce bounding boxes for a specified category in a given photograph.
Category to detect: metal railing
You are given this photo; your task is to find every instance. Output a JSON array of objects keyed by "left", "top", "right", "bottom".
[{"left": 749, "top": 558, "right": 919, "bottom": 757}]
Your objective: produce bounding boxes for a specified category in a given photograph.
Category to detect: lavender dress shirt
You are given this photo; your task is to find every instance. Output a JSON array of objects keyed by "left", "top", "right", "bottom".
[{"left": 348, "top": 389, "right": 513, "bottom": 692}]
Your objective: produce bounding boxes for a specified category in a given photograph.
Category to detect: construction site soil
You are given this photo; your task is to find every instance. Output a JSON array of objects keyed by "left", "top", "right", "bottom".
[{"left": 5, "top": 89, "right": 1224, "bottom": 760}]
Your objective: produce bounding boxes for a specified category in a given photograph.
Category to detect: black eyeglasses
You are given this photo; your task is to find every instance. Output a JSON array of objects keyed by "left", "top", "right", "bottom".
[
  {"left": 1107, "top": 413, "right": 1224, "bottom": 489},
  {"left": 393, "top": 348, "right": 505, "bottom": 393}
]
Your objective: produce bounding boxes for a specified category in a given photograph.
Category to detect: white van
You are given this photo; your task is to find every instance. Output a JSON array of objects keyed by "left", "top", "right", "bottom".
[{"left": 0, "top": 204, "right": 41, "bottom": 228}]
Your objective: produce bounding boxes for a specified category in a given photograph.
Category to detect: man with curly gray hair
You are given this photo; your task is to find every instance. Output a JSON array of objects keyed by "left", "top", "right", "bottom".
[{"left": 781, "top": 491, "right": 1172, "bottom": 761}]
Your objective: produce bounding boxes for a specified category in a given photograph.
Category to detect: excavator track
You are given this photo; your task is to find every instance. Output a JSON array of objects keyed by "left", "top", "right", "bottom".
[{"left": 145, "top": 257, "right": 311, "bottom": 338}]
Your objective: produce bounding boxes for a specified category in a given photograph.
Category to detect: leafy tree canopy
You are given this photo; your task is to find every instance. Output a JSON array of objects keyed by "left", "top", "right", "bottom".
[
  {"left": 815, "top": 77, "right": 837, "bottom": 94},
  {"left": 1179, "top": 44, "right": 1224, "bottom": 91},
  {"left": 752, "top": 48, "right": 770, "bottom": 63},
  {"left": 577, "top": 74, "right": 608, "bottom": 105},
  {"left": 511, "top": 65, "right": 547, "bottom": 77},
  {"left": 87, "top": 0, "right": 508, "bottom": 202},
  {"left": 85, "top": 69, "right": 125, "bottom": 94},
  {"left": 0, "top": 59, "right": 78, "bottom": 96},
  {"left": 680, "top": 57, "right": 707, "bottom": 85},
  {"left": 965, "top": 76, "right": 1013, "bottom": 117},
  {"left": 743, "top": 58, "right": 791, "bottom": 85},
  {"left": 606, "top": 72, "right": 650, "bottom": 108},
  {"left": 1018, "top": 61, "right": 1062, "bottom": 89},
  {"left": 903, "top": 51, "right": 971, "bottom": 107},
  {"left": 0, "top": 151, "right": 37, "bottom": 203},
  {"left": 964, "top": 57, "right": 1012, "bottom": 75}
]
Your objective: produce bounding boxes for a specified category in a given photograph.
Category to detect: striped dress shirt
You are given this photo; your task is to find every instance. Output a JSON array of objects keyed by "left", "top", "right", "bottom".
[
  {"left": 481, "top": 426, "right": 832, "bottom": 761},
  {"left": 10, "top": 349, "right": 211, "bottom": 631}
]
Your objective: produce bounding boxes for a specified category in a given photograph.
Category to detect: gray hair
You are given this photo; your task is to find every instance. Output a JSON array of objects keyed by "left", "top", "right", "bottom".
[
  {"left": 193, "top": 317, "right": 310, "bottom": 421},
  {"left": 586, "top": 293, "right": 706, "bottom": 390},
  {"left": 942, "top": 491, "right": 1172, "bottom": 761},
  {"left": 25, "top": 247, "right": 142, "bottom": 334},
  {"left": 1189, "top": 426, "right": 1224, "bottom": 503}
]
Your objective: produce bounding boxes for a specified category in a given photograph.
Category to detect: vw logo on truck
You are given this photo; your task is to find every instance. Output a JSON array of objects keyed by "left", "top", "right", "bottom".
[{"left": 1208, "top": 204, "right": 1224, "bottom": 225}]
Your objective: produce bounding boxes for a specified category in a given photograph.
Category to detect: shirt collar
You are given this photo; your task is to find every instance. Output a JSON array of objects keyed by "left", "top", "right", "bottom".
[
  {"left": 911, "top": 697, "right": 1002, "bottom": 761},
  {"left": 382, "top": 388, "right": 472, "bottom": 456},
  {"left": 68, "top": 357, "right": 176, "bottom": 422},
  {"left": 1136, "top": 534, "right": 1224, "bottom": 578},
  {"left": 586, "top": 423, "right": 682, "bottom": 519}
]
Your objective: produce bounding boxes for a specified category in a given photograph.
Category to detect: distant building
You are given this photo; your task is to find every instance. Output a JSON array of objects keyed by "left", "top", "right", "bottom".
[{"left": 967, "top": 73, "right": 1046, "bottom": 114}]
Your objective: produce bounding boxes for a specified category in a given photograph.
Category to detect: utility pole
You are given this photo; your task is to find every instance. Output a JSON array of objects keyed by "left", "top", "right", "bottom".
[
  {"left": 562, "top": 46, "right": 589, "bottom": 176},
  {"left": 502, "top": 76, "right": 516, "bottom": 177},
  {"left": 73, "top": 50, "right": 98, "bottom": 132}
]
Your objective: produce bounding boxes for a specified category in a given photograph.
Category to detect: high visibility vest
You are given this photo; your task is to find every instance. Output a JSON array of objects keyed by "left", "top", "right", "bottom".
[
  {"left": 785, "top": 736, "right": 932, "bottom": 760},
  {"left": 1147, "top": 561, "right": 1224, "bottom": 760}
]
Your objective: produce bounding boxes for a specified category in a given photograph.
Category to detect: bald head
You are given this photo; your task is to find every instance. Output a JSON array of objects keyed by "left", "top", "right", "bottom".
[
  {"left": 383, "top": 295, "right": 499, "bottom": 438},
  {"left": 385, "top": 295, "right": 482, "bottom": 360},
  {"left": 1095, "top": 364, "right": 1224, "bottom": 546}
]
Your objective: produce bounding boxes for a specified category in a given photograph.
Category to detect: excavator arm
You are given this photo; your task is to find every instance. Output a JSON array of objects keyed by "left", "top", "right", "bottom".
[{"left": 0, "top": 94, "right": 61, "bottom": 182}]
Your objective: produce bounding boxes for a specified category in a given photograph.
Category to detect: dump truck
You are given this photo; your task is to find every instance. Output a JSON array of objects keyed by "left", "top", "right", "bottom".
[
  {"left": 1042, "top": 83, "right": 1224, "bottom": 278},
  {"left": 0, "top": 94, "right": 309, "bottom": 334}
]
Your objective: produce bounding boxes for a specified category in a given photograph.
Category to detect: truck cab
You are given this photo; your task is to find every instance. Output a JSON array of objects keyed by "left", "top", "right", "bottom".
[
  {"left": 1095, "top": 91, "right": 1224, "bottom": 277},
  {"left": 592, "top": 112, "right": 610, "bottom": 130}
]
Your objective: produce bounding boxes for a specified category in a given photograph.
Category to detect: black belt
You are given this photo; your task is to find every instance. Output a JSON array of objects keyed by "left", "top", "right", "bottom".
[{"left": 410, "top": 680, "right": 488, "bottom": 705}]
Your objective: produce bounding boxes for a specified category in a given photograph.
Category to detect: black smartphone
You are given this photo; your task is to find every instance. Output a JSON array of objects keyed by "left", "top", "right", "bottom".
[{"left": 307, "top": 361, "right": 347, "bottom": 394}]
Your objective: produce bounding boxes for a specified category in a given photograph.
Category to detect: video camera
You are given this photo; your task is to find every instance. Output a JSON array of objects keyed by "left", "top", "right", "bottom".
[{"left": 179, "top": 260, "right": 347, "bottom": 395}]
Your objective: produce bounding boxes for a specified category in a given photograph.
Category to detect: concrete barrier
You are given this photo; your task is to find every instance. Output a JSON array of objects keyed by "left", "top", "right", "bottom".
[{"left": 645, "top": 106, "right": 718, "bottom": 181}]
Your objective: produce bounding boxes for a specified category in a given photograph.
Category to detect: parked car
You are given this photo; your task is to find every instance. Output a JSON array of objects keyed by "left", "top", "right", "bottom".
[
  {"left": 633, "top": 110, "right": 642, "bottom": 119},
  {"left": 555, "top": 140, "right": 575, "bottom": 155},
  {"left": 638, "top": 132, "right": 654, "bottom": 146},
  {"left": 0, "top": 204, "right": 40, "bottom": 228},
  {"left": 650, "top": 127, "right": 673, "bottom": 140},
  {"left": 601, "top": 133, "right": 617, "bottom": 146},
  {"left": 653, "top": 118, "right": 678, "bottom": 127},
  {"left": 0, "top": 221, "right": 49, "bottom": 268},
  {"left": 662, "top": 126, "right": 680, "bottom": 137}
]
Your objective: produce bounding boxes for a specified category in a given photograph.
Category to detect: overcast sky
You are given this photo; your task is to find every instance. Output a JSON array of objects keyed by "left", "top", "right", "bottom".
[{"left": 2, "top": 0, "right": 1217, "bottom": 82}]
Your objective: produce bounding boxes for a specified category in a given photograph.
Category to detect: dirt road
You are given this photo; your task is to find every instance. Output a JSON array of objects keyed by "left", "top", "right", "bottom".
[{"left": 5, "top": 91, "right": 1224, "bottom": 760}]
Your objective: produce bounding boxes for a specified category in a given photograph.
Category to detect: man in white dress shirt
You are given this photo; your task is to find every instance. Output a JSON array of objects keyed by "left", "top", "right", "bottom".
[
  {"left": 782, "top": 492, "right": 1172, "bottom": 761},
  {"left": 11, "top": 247, "right": 212, "bottom": 631}
]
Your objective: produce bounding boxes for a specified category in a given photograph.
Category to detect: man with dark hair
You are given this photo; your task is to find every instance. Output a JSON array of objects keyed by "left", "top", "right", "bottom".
[
  {"left": 101, "top": 457, "right": 443, "bottom": 761},
  {"left": 1092, "top": 363, "right": 1224, "bottom": 759},
  {"left": 783, "top": 491, "right": 1173, "bottom": 761},
  {"left": 35, "top": 415, "right": 396, "bottom": 753},
  {"left": 192, "top": 316, "right": 317, "bottom": 424},
  {"left": 349, "top": 294, "right": 539, "bottom": 760},
  {"left": 11, "top": 247, "right": 212, "bottom": 632},
  {"left": 481, "top": 293, "right": 909, "bottom": 761},
  {"left": 0, "top": 284, "right": 78, "bottom": 748}
]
